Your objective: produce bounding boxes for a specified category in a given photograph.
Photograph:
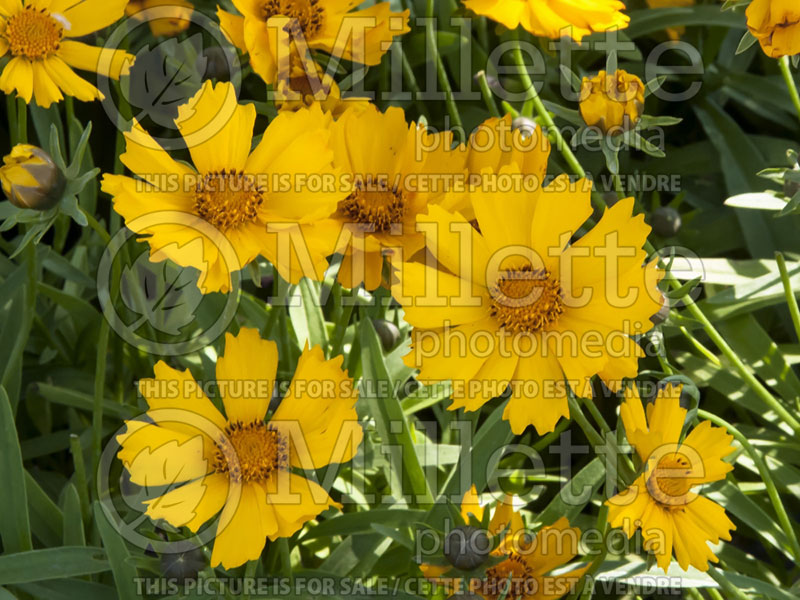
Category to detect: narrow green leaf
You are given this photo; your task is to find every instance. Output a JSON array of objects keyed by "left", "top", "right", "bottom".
[
  {"left": 93, "top": 502, "right": 139, "bottom": 600},
  {"left": 0, "top": 547, "right": 108, "bottom": 584},
  {"left": 0, "top": 385, "right": 32, "bottom": 553}
]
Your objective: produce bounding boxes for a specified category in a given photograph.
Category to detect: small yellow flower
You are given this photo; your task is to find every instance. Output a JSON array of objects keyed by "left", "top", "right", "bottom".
[
  {"left": 0, "top": 144, "right": 65, "bottom": 210},
  {"left": 607, "top": 384, "right": 737, "bottom": 572},
  {"left": 579, "top": 69, "right": 645, "bottom": 135},
  {"left": 102, "top": 80, "right": 346, "bottom": 293},
  {"left": 217, "top": 0, "right": 410, "bottom": 86},
  {"left": 312, "top": 103, "right": 465, "bottom": 290},
  {"left": 117, "top": 328, "right": 363, "bottom": 569},
  {"left": 462, "top": 0, "right": 628, "bottom": 42},
  {"left": 0, "top": 0, "right": 134, "bottom": 107},
  {"left": 126, "top": 0, "right": 193, "bottom": 38},
  {"left": 393, "top": 163, "right": 663, "bottom": 435},
  {"left": 422, "top": 487, "right": 587, "bottom": 600},
  {"left": 746, "top": 0, "right": 800, "bottom": 59}
]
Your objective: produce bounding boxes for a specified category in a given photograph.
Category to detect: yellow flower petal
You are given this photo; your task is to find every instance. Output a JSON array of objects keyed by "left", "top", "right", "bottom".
[
  {"left": 57, "top": 0, "right": 128, "bottom": 38},
  {"left": 216, "top": 328, "right": 278, "bottom": 424},
  {"left": 273, "top": 345, "right": 362, "bottom": 469},
  {"left": 175, "top": 80, "right": 255, "bottom": 173}
]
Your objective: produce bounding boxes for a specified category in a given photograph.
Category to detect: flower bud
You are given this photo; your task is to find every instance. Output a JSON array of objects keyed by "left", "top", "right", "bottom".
[
  {"left": 159, "top": 546, "right": 205, "bottom": 582},
  {"left": 746, "top": 0, "right": 800, "bottom": 58},
  {"left": 0, "top": 144, "right": 66, "bottom": 210},
  {"left": 444, "top": 525, "right": 491, "bottom": 571},
  {"left": 579, "top": 70, "right": 645, "bottom": 135},
  {"left": 651, "top": 206, "right": 681, "bottom": 238},
  {"left": 373, "top": 319, "right": 402, "bottom": 352}
]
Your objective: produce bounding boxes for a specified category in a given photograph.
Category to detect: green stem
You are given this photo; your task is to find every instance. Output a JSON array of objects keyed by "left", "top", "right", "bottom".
[
  {"left": 666, "top": 272, "right": 800, "bottom": 436},
  {"left": 707, "top": 566, "right": 752, "bottom": 600},
  {"left": 679, "top": 325, "right": 722, "bottom": 367},
  {"left": 476, "top": 70, "right": 500, "bottom": 117},
  {"left": 779, "top": 56, "right": 800, "bottom": 123},
  {"left": 425, "top": 0, "right": 463, "bottom": 137},
  {"left": 697, "top": 409, "right": 800, "bottom": 561},
  {"left": 508, "top": 30, "right": 586, "bottom": 179},
  {"left": 775, "top": 252, "right": 800, "bottom": 343},
  {"left": 69, "top": 433, "right": 91, "bottom": 523},
  {"left": 7, "top": 95, "right": 18, "bottom": 145},
  {"left": 399, "top": 45, "right": 430, "bottom": 121},
  {"left": 80, "top": 207, "right": 112, "bottom": 245},
  {"left": 16, "top": 98, "right": 27, "bottom": 144}
]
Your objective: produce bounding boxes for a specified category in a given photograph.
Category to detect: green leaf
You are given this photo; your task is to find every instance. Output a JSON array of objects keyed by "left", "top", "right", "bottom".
[
  {"left": 625, "top": 6, "right": 746, "bottom": 39},
  {"left": 0, "top": 547, "right": 108, "bottom": 584},
  {"left": 25, "top": 471, "right": 63, "bottom": 548},
  {"left": 0, "top": 385, "right": 32, "bottom": 553},
  {"left": 300, "top": 509, "right": 426, "bottom": 541},
  {"left": 534, "top": 457, "right": 605, "bottom": 528},
  {"left": 359, "top": 320, "right": 433, "bottom": 506},
  {"left": 61, "top": 483, "right": 85, "bottom": 546},
  {"left": 93, "top": 502, "right": 140, "bottom": 600}
]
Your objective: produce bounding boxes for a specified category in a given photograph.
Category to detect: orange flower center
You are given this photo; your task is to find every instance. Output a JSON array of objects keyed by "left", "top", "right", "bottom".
[
  {"left": 4, "top": 6, "right": 64, "bottom": 60},
  {"left": 339, "top": 177, "right": 406, "bottom": 233},
  {"left": 480, "top": 553, "right": 536, "bottom": 600},
  {"left": 261, "top": 0, "right": 324, "bottom": 37},
  {"left": 212, "top": 420, "right": 288, "bottom": 484},
  {"left": 646, "top": 452, "right": 694, "bottom": 507},
  {"left": 194, "top": 169, "right": 264, "bottom": 232},
  {"left": 489, "top": 267, "right": 565, "bottom": 334}
]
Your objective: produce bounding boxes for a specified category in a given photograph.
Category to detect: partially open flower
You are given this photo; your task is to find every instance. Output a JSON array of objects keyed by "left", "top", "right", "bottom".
[
  {"left": 0, "top": 144, "right": 66, "bottom": 210},
  {"left": 579, "top": 70, "right": 645, "bottom": 135},
  {"left": 747, "top": 0, "right": 800, "bottom": 59}
]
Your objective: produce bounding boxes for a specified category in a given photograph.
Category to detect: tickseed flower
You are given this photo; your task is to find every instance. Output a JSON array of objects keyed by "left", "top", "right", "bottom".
[
  {"left": 393, "top": 164, "right": 663, "bottom": 435},
  {"left": 462, "top": 0, "right": 628, "bottom": 42},
  {"left": 0, "top": 144, "right": 65, "bottom": 210},
  {"left": 117, "top": 328, "right": 362, "bottom": 569},
  {"left": 0, "top": 0, "right": 134, "bottom": 107},
  {"left": 217, "top": 0, "right": 410, "bottom": 86},
  {"left": 579, "top": 70, "right": 645, "bottom": 135},
  {"left": 313, "top": 103, "right": 466, "bottom": 290},
  {"left": 423, "top": 487, "right": 587, "bottom": 600},
  {"left": 126, "top": 0, "right": 193, "bottom": 38},
  {"left": 607, "top": 384, "right": 737, "bottom": 572},
  {"left": 746, "top": 0, "right": 800, "bottom": 59},
  {"left": 438, "top": 114, "right": 551, "bottom": 222},
  {"left": 102, "top": 80, "right": 345, "bottom": 293}
]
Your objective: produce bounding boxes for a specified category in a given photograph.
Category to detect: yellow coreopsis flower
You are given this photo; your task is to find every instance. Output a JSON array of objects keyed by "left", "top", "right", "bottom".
[
  {"left": 126, "top": 0, "right": 193, "bottom": 38},
  {"left": 607, "top": 384, "right": 737, "bottom": 572},
  {"left": 0, "top": 144, "right": 65, "bottom": 210},
  {"left": 312, "top": 103, "right": 465, "bottom": 290},
  {"left": 117, "top": 327, "right": 363, "bottom": 569},
  {"left": 217, "top": 0, "right": 410, "bottom": 86},
  {"left": 423, "top": 487, "right": 587, "bottom": 600},
  {"left": 102, "top": 80, "right": 346, "bottom": 293},
  {"left": 0, "top": 0, "right": 134, "bottom": 107},
  {"left": 746, "top": 0, "right": 800, "bottom": 59},
  {"left": 579, "top": 69, "right": 645, "bottom": 135},
  {"left": 462, "top": 0, "right": 628, "bottom": 42},
  {"left": 393, "top": 164, "right": 663, "bottom": 435}
]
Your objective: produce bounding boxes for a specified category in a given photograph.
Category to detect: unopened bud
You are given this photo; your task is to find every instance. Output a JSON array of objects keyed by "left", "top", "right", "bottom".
[
  {"left": 444, "top": 525, "right": 491, "bottom": 571},
  {"left": 651, "top": 206, "right": 681, "bottom": 237},
  {"left": 0, "top": 144, "right": 65, "bottom": 210}
]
